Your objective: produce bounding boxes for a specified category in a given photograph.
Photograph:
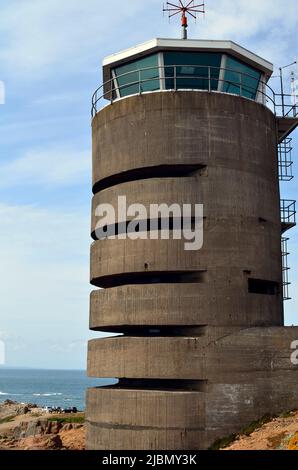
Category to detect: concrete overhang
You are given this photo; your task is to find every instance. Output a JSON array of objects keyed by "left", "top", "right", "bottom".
[
  {"left": 281, "top": 220, "right": 296, "bottom": 234},
  {"left": 102, "top": 38, "right": 274, "bottom": 83},
  {"left": 277, "top": 116, "right": 298, "bottom": 143}
]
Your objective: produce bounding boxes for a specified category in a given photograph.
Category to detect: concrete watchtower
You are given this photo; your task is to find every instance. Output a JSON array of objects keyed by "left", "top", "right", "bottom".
[{"left": 87, "top": 37, "right": 298, "bottom": 449}]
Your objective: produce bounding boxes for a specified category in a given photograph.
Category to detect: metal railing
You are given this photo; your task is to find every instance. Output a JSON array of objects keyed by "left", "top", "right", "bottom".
[
  {"left": 280, "top": 199, "right": 296, "bottom": 226},
  {"left": 278, "top": 138, "right": 294, "bottom": 181},
  {"left": 91, "top": 64, "right": 298, "bottom": 118},
  {"left": 282, "top": 237, "right": 291, "bottom": 301},
  {"left": 275, "top": 95, "right": 298, "bottom": 118}
]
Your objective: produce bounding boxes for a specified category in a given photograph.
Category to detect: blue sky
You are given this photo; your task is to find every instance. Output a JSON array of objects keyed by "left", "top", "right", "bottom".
[{"left": 0, "top": 0, "right": 297, "bottom": 369}]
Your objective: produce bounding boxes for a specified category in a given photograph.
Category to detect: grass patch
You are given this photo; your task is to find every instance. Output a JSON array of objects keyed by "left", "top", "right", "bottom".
[
  {"left": 30, "top": 412, "right": 43, "bottom": 418},
  {"left": 241, "top": 414, "right": 273, "bottom": 436},
  {"left": 0, "top": 415, "right": 16, "bottom": 425},
  {"left": 209, "top": 414, "right": 275, "bottom": 450},
  {"left": 48, "top": 413, "right": 85, "bottom": 424},
  {"left": 280, "top": 410, "right": 295, "bottom": 419},
  {"left": 209, "top": 434, "right": 237, "bottom": 450}
]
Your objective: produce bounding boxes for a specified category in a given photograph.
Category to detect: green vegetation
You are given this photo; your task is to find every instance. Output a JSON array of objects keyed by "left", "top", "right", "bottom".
[
  {"left": 209, "top": 434, "right": 237, "bottom": 450},
  {"left": 241, "top": 414, "right": 273, "bottom": 436},
  {"left": 209, "top": 414, "right": 274, "bottom": 450},
  {"left": 279, "top": 410, "right": 295, "bottom": 419},
  {"left": 0, "top": 415, "right": 16, "bottom": 425},
  {"left": 48, "top": 413, "right": 85, "bottom": 424}
]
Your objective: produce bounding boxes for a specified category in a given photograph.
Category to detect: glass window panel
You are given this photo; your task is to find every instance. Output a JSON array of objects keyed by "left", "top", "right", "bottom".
[
  {"left": 163, "top": 52, "right": 222, "bottom": 91},
  {"left": 223, "top": 56, "right": 261, "bottom": 100},
  {"left": 113, "top": 54, "right": 160, "bottom": 98}
]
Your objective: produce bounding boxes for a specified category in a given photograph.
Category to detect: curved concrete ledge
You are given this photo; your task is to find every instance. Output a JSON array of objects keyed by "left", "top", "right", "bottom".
[
  {"left": 88, "top": 336, "right": 207, "bottom": 380},
  {"left": 91, "top": 170, "right": 279, "bottom": 235},
  {"left": 87, "top": 423, "right": 205, "bottom": 450},
  {"left": 86, "top": 386, "right": 205, "bottom": 450},
  {"left": 92, "top": 92, "right": 277, "bottom": 190},
  {"left": 86, "top": 387, "right": 205, "bottom": 428},
  {"left": 90, "top": 233, "right": 282, "bottom": 286},
  {"left": 87, "top": 327, "right": 298, "bottom": 380},
  {"left": 90, "top": 284, "right": 282, "bottom": 330},
  {"left": 90, "top": 238, "right": 205, "bottom": 285}
]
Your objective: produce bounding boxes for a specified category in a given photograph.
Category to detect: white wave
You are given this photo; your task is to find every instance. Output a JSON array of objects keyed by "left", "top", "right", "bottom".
[
  {"left": 0, "top": 391, "right": 8, "bottom": 395},
  {"left": 33, "top": 393, "right": 63, "bottom": 397}
]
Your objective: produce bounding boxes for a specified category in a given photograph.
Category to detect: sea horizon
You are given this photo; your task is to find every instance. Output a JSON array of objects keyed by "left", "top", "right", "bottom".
[{"left": 0, "top": 368, "right": 116, "bottom": 410}]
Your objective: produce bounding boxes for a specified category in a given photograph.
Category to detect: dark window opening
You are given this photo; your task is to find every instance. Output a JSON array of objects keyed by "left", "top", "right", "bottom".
[
  {"left": 92, "top": 217, "right": 200, "bottom": 241},
  {"left": 114, "top": 378, "right": 208, "bottom": 392},
  {"left": 93, "top": 164, "right": 205, "bottom": 194},
  {"left": 91, "top": 270, "right": 207, "bottom": 289},
  {"left": 121, "top": 325, "right": 206, "bottom": 337},
  {"left": 248, "top": 278, "right": 279, "bottom": 295}
]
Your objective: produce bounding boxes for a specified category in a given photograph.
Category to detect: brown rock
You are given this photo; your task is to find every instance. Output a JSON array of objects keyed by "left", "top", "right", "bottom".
[
  {"left": 3, "top": 400, "right": 17, "bottom": 406},
  {"left": 21, "top": 434, "right": 63, "bottom": 451},
  {"left": 73, "top": 423, "right": 83, "bottom": 429},
  {"left": 12, "top": 426, "right": 22, "bottom": 439},
  {"left": 49, "top": 421, "right": 62, "bottom": 435},
  {"left": 59, "top": 427, "right": 86, "bottom": 451},
  {"left": 45, "top": 434, "right": 63, "bottom": 450},
  {"left": 16, "top": 406, "right": 29, "bottom": 415},
  {"left": 61, "top": 423, "right": 73, "bottom": 432}
]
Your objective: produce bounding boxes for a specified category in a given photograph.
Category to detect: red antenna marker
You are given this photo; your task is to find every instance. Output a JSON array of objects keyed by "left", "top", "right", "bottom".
[{"left": 163, "top": 1, "right": 205, "bottom": 40}]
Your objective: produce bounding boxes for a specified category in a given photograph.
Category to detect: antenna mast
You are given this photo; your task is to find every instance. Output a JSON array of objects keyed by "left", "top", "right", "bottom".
[
  {"left": 163, "top": 1, "right": 205, "bottom": 40},
  {"left": 291, "top": 69, "right": 298, "bottom": 116}
]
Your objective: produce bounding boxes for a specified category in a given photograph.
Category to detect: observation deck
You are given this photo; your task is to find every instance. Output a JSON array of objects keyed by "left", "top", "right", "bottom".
[{"left": 92, "top": 38, "right": 298, "bottom": 141}]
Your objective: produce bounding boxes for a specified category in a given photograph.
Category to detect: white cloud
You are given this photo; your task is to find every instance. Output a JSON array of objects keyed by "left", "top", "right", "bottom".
[
  {"left": 196, "top": 0, "right": 298, "bottom": 67},
  {"left": 0, "top": 0, "right": 155, "bottom": 76},
  {"left": 0, "top": 146, "right": 91, "bottom": 188},
  {"left": 0, "top": 0, "right": 295, "bottom": 80}
]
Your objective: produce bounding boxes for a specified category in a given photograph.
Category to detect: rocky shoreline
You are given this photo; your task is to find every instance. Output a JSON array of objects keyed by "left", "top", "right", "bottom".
[
  {"left": 1, "top": 400, "right": 297, "bottom": 450},
  {"left": 0, "top": 400, "right": 85, "bottom": 450}
]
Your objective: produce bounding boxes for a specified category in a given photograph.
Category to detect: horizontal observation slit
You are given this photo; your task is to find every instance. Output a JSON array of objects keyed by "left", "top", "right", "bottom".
[
  {"left": 91, "top": 325, "right": 207, "bottom": 335},
  {"left": 98, "top": 379, "right": 208, "bottom": 392},
  {"left": 92, "top": 164, "right": 206, "bottom": 194},
  {"left": 92, "top": 216, "right": 202, "bottom": 240},
  {"left": 91, "top": 270, "right": 207, "bottom": 289},
  {"left": 248, "top": 278, "right": 280, "bottom": 295}
]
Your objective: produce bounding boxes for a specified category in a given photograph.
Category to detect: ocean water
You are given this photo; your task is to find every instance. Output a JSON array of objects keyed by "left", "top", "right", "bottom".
[{"left": 0, "top": 369, "right": 116, "bottom": 410}]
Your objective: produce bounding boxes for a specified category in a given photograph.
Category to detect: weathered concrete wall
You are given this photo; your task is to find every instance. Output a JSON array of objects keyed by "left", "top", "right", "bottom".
[
  {"left": 87, "top": 91, "right": 297, "bottom": 450},
  {"left": 91, "top": 236, "right": 281, "bottom": 282},
  {"left": 91, "top": 173, "right": 279, "bottom": 232},
  {"left": 87, "top": 326, "right": 298, "bottom": 449},
  {"left": 90, "top": 284, "right": 281, "bottom": 330},
  {"left": 86, "top": 388, "right": 206, "bottom": 450},
  {"left": 92, "top": 92, "right": 278, "bottom": 189},
  {"left": 88, "top": 327, "right": 298, "bottom": 380}
]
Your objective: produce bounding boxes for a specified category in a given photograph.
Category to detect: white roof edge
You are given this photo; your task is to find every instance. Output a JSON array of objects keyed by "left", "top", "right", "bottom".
[
  {"left": 103, "top": 38, "right": 273, "bottom": 76},
  {"left": 103, "top": 38, "right": 158, "bottom": 66}
]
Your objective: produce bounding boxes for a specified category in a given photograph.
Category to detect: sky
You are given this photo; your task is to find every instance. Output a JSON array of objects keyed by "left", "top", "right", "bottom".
[{"left": 0, "top": 0, "right": 297, "bottom": 369}]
